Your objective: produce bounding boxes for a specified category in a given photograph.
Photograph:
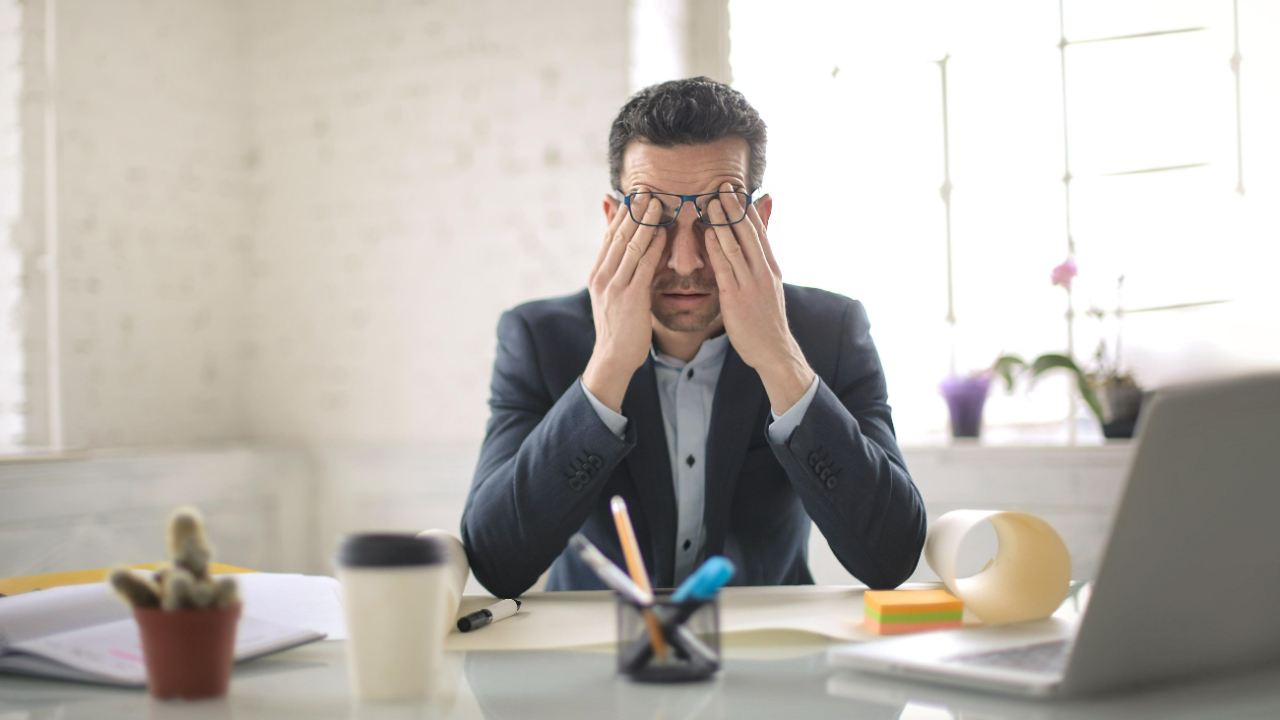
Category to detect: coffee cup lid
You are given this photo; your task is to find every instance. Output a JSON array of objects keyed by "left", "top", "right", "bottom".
[{"left": 337, "top": 533, "right": 449, "bottom": 568}]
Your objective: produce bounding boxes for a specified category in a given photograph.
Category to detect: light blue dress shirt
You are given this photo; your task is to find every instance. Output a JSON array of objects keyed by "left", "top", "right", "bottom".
[{"left": 581, "top": 335, "right": 821, "bottom": 583}]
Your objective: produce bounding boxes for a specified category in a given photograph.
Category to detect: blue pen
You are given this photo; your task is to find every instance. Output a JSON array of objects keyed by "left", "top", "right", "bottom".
[{"left": 671, "top": 556, "right": 736, "bottom": 604}]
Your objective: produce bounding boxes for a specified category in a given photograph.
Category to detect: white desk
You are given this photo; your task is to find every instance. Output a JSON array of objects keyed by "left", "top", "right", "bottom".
[
  {"left": 3, "top": 634, "right": 1279, "bottom": 718},
  {"left": 2, "top": 584, "right": 1280, "bottom": 717}
]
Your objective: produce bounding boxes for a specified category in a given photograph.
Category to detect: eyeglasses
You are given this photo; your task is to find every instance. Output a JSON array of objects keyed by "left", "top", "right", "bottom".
[{"left": 615, "top": 187, "right": 763, "bottom": 227}]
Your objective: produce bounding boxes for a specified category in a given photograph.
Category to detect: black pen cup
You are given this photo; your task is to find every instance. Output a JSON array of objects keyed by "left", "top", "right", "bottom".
[{"left": 616, "top": 591, "right": 720, "bottom": 682}]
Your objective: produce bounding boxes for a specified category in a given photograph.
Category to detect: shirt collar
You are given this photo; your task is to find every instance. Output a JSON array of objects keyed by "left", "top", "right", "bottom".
[{"left": 651, "top": 332, "right": 730, "bottom": 370}]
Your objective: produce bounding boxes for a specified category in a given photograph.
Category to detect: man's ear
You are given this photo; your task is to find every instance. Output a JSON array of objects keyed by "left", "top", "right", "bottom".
[
  {"left": 603, "top": 194, "right": 620, "bottom": 223},
  {"left": 756, "top": 194, "right": 773, "bottom": 228}
]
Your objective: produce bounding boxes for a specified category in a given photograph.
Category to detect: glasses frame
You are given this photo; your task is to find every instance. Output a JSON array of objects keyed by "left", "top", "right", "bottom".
[{"left": 614, "top": 187, "right": 764, "bottom": 227}]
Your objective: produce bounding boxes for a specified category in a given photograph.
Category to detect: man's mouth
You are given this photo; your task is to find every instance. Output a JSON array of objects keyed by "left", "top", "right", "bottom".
[{"left": 661, "top": 292, "right": 711, "bottom": 309}]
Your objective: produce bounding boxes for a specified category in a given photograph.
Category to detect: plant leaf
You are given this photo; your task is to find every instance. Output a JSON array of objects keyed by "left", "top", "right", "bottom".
[
  {"left": 992, "top": 355, "right": 1026, "bottom": 393},
  {"left": 1028, "top": 353, "right": 1106, "bottom": 424}
]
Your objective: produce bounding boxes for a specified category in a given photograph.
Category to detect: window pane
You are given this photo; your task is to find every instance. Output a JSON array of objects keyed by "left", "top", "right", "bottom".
[{"left": 730, "top": 0, "right": 1280, "bottom": 444}]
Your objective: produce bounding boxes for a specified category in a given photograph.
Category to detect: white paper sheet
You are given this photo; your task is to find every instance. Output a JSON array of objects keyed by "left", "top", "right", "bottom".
[
  {"left": 924, "top": 509, "right": 1072, "bottom": 624},
  {"left": 236, "top": 573, "right": 348, "bottom": 640},
  {"left": 0, "top": 574, "right": 345, "bottom": 650},
  {"left": 10, "top": 614, "right": 322, "bottom": 685},
  {"left": 0, "top": 583, "right": 129, "bottom": 646},
  {"left": 442, "top": 585, "right": 952, "bottom": 652}
]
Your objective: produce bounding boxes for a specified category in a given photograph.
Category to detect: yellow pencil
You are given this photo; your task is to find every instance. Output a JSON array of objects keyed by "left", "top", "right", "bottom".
[{"left": 610, "top": 495, "right": 667, "bottom": 659}]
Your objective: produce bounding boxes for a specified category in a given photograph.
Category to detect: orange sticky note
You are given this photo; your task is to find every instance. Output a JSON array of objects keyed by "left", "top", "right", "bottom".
[{"left": 864, "top": 589, "right": 963, "bottom": 616}]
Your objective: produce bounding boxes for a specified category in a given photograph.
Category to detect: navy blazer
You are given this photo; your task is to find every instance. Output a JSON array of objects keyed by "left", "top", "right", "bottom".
[{"left": 461, "top": 285, "right": 926, "bottom": 597}]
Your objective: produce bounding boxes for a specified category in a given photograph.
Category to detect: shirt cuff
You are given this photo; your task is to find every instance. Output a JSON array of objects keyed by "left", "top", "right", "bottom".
[
  {"left": 580, "top": 378, "right": 628, "bottom": 439},
  {"left": 767, "top": 375, "right": 820, "bottom": 444}
]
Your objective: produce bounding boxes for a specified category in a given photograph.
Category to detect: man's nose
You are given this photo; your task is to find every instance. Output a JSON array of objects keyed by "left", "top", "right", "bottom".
[{"left": 666, "top": 207, "right": 706, "bottom": 276}]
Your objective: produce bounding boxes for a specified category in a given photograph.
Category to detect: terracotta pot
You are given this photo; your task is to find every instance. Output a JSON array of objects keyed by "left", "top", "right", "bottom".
[{"left": 134, "top": 604, "right": 241, "bottom": 699}]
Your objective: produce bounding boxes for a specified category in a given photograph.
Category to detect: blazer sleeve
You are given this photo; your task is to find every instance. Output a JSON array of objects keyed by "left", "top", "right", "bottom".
[
  {"left": 461, "top": 310, "right": 636, "bottom": 598},
  {"left": 766, "top": 300, "right": 927, "bottom": 588}
]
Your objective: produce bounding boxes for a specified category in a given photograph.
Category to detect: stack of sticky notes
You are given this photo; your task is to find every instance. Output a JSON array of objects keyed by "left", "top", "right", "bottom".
[{"left": 863, "top": 589, "right": 963, "bottom": 635}]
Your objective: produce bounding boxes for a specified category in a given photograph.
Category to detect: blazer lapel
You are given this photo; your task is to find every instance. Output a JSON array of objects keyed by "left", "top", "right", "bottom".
[
  {"left": 621, "top": 356, "right": 678, "bottom": 588},
  {"left": 702, "top": 344, "right": 767, "bottom": 559}
]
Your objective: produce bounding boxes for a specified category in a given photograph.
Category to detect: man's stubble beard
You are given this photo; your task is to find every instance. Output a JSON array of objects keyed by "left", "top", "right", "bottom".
[
  {"left": 651, "top": 296, "right": 721, "bottom": 332},
  {"left": 650, "top": 273, "right": 722, "bottom": 333}
]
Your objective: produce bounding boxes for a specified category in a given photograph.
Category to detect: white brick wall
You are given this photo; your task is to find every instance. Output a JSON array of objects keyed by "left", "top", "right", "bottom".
[
  {"left": 241, "top": 0, "right": 629, "bottom": 443},
  {"left": 52, "top": 0, "right": 252, "bottom": 447},
  {"left": 26, "top": 0, "right": 630, "bottom": 448}
]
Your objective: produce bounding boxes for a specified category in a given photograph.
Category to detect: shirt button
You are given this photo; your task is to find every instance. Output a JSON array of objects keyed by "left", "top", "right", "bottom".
[
  {"left": 687, "top": 369, "right": 694, "bottom": 379},
  {"left": 683, "top": 539, "right": 692, "bottom": 551},
  {"left": 686, "top": 454, "right": 695, "bottom": 467}
]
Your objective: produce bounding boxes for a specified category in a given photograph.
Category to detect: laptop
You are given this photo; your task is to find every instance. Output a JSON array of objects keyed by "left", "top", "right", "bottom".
[{"left": 829, "top": 372, "right": 1280, "bottom": 697}]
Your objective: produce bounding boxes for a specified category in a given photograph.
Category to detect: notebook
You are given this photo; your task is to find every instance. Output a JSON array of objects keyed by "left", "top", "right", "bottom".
[{"left": 0, "top": 573, "right": 344, "bottom": 686}]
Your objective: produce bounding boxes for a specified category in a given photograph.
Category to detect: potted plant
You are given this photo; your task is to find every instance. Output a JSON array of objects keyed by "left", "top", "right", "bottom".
[
  {"left": 990, "top": 259, "right": 1153, "bottom": 439},
  {"left": 940, "top": 372, "right": 993, "bottom": 438},
  {"left": 992, "top": 351, "right": 1105, "bottom": 426},
  {"left": 108, "top": 507, "right": 241, "bottom": 699}
]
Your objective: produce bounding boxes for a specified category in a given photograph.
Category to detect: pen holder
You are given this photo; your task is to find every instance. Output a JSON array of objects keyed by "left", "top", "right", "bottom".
[{"left": 616, "top": 591, "right": 720, "bottom": 683}]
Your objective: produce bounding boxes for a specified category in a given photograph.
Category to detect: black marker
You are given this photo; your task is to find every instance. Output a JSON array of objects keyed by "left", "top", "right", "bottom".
[{"left": 457, "top": 599, "right": 521, "bottom": 632}]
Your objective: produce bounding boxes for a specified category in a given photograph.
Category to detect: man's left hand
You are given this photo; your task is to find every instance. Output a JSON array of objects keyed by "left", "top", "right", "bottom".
[{"left": 704, "top": 183, "right": 816, "bottom": 415}]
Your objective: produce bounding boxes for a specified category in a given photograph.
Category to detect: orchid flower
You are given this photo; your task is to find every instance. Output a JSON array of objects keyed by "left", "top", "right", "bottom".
[{"left": 1051, "top": 256, "right": 1077, "bottom": 290}]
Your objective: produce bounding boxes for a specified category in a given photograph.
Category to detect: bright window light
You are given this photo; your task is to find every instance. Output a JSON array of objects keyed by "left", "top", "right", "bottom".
[{"left": 729, "top": 0, "right": 1280, "bottom": 444}]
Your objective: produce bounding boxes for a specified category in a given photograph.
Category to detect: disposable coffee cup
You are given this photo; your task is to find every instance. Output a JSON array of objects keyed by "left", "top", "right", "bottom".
[{"left": 336, "top": 533, "right": 452, "bottom": 702}]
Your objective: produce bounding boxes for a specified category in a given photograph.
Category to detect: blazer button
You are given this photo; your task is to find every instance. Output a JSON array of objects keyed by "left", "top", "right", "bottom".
[
  {"left": 826, "top": 476, "right": 837, "bottom": 490},
  {"left": 815, "top": 461, "right": 827, "bottom": 473},
  {"left": 571, "top": 470, "right": 589, "bottom": 490},
  {"left": 808, "top": 452, "right": 820, "bottom": 468},
  {"left": 820, "top": 468, "right": 832, "bottom": 481},
  {"left": 587, "top": 454, "right": 603, "bottom": 469}
]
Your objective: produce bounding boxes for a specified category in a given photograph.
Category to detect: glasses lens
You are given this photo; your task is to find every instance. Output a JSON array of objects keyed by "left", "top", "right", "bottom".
[
  {"left": 629, "top": 193, "right": 679, "bottom": 226},
  {"left": 697, "top": 192, "right": 749, "bottom": 225}
]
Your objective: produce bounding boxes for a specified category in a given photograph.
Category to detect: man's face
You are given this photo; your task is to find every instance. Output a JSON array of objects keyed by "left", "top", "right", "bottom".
[{"left": 608, "top": 137, "right": 751, "bottom": 333}]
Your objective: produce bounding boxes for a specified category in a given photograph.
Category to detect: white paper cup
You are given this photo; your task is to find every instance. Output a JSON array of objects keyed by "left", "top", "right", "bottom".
[{"left": 336, "top": 533, "right": 451, "bottom": 702}]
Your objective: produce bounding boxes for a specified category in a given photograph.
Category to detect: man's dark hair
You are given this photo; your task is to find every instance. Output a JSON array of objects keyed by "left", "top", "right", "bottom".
[{"left": 608, "top": 77, "right": 767, "bottom": 192}]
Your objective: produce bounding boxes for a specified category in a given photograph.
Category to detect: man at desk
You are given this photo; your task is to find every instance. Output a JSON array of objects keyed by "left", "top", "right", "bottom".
[{"left": 462, "top": 78, "right": 926, "bottom": 597}]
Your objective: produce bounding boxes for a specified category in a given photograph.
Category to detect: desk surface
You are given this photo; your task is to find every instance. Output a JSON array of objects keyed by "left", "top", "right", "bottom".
[{"left": 2, "top": 638, "right": 1279, "bottom": 719}]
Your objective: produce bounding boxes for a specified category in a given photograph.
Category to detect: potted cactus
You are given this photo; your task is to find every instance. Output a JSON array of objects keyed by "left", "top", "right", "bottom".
[{"left": 108, "top": 507, "right": 241, "bottom": 699}]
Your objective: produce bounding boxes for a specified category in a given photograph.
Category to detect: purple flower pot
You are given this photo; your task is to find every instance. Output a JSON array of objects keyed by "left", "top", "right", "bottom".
[{"left": 940, "top": 375, "right": 992, "bottom": 439}]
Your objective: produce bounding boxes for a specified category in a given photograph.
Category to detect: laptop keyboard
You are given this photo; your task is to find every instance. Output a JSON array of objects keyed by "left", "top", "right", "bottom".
[{"left": 946, "top": 640, "right": 1071, "bottom": 674}]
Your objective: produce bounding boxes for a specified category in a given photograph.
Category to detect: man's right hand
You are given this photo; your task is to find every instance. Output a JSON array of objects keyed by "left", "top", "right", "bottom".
[{"left": 582, "top": 198, "right": 667, "bottom": 413}]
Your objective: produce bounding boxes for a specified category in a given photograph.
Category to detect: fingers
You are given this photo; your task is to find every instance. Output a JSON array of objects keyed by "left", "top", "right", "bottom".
[
  {"left": 610, "top": 198, "right": 664, "bottom": 288},
  {"left": 706, "top": 197, "right": 753, "bottom": 286},
  {"left": 717, "top": 183, "right": 770, "bottom": 277},
  {"left": 704, "top": 228, "right": 740, "bottom": 293},
  {"left": 631, "top": 225, "right": 668, "bottom": 287},
  {"left": 591, "top": 202, "right": 630, "bottom": 279},
  {"left": 746, "top": 201, "right": 781, "bottom": 277},
  {"left": 596, "top": 198, "right": 651, "bottom": 288}
]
